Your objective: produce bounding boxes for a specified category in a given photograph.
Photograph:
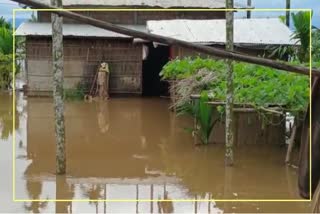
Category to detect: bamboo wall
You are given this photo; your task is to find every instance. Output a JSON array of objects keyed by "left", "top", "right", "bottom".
[
  {"left": 209, "top": 113, "right": 286, "bottom": 145},
  {"left": 37, "top": 11, "right": 226, "bottom": 25},
  {"left": 26, "top": 37, "right": 142, "bottom": 96}
]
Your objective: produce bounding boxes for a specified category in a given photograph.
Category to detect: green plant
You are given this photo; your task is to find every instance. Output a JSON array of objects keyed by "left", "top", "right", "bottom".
[
  {"left": 0, "top": 53, "right": 13, "bottom": 89},
  {"left": 267, "top": 44, "right": 295, "bottom": 60},
  {"left": 291, "top": 11, "right": 312, "bottom": 62},
  {"left": 193, "top": 91, "right": 216, "bottom": 144},
  {"left": 0, "top": 17, "right": 11, "bottom": 29},
  {"left": 63, "top": 82, "right": 87, "bottom": 100},
  {"left": 312, "top": 29, "right": 320, "bottom": 62},
  {"left": 0, "top": 26, "right": 13, "bottom": 55},
  {"left": 160, "top": 56, "right": 226, "bottom": 80},
  {"left": 0, "top": 18, "right": 24, "bottom": 90},
  {"left": 165, "top": 58, "right": 309, "bottom": 117},
  {"left": 279, "top": 15, "right": 286, "bottom": 24}
]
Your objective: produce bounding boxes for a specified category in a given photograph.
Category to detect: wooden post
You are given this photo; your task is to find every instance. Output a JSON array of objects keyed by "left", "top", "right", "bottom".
[
  {"left": 225, "top": 0, "right": 234, "bottom": 166},
  {"left": 51, "top": 0, "right": 66, "bottom": 174},
  {"left": 285, "top": 124, "right": 297, "bottom": 164},
  {"left": 286, "top": 0, "right": 291, "bottom": 27},
  {"left": 246, "top": 0, "right": 251, "bottom": 18}
]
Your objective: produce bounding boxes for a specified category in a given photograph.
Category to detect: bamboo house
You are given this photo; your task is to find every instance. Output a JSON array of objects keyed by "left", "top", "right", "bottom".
[{"left": 15, "top": 0, "right": 297, "bottom": 97}]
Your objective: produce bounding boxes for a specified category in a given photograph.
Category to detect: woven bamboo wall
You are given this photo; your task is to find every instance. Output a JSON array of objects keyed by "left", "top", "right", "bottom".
[
  {"left": 26, "top": 37, "right": 142, "bottom": 96},
  {"left": 38, "top": 11, "right": 226, "bottom": 25},
  {"left": 209, "top": 113, "right": 286, "bottom": 145}
]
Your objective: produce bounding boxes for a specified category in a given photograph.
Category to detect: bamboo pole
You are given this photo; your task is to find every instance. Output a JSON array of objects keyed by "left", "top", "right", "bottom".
[
  {"left": 11, "top": 0, "right": 320, "bottom": 76},
  {"left": 51, "top": 0, "right": 66, "bottom": 174},
  {"left": 225, "top": 0, "right": 234, "bottom": 166}
]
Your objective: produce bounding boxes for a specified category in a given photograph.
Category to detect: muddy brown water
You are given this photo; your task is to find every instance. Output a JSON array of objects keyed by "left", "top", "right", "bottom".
[{"left": 0, "top": 92, "right": 310, "bottom": 213}]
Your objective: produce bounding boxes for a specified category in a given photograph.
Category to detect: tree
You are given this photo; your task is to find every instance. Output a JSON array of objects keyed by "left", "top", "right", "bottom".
[
  {"left": 0, "top": 19, "right": 13, "bottom": 55},
  {"left": 312, "top": 29, "right": 320, "bottom": 62},
  {"left": 0, "top": 16, "right": 11, "bottom": 29},
  {"left": 29, "top": 11, "right": 37, "bottom": 22},
  {"left": 292, "top": 11, "right": 312, "bottom": 63},
  {"left": 225, "top": 0, "right": 234, "bottom": 166},
  {"left": 51, "top": 0, "right": 66, "bottom": 174},
  {"left": 0, "top": 17, "right": 23, "bottom": 89}
]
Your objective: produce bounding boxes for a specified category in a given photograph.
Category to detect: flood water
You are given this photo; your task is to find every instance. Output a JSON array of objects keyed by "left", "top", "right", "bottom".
[{"left": 0, "top": 92, "right": 311, "bottom": 213}]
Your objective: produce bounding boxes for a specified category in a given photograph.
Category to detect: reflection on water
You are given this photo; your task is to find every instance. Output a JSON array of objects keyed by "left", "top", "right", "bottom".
[
  {"left": 0, "top": 92, "right": 21, "bottom": 141},
  {"left": 0, "top": 93, "right": 311, "bottom": 212}
]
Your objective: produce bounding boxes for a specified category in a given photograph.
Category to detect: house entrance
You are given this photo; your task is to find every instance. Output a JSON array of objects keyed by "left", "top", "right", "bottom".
[{"left": 142, "top": 44, "right": 170, "bottom": 97}]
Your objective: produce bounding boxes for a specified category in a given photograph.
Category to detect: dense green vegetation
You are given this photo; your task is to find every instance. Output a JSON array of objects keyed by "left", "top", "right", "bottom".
[
  {"left": 161, "top": 57, "right": 309, "bottom": 115},
  {"left": 0, "top": 17, "right": 26, "bottom": 90},
  {"left": 160, "top": 11, "right": 316, "bottom": 144},
  {"left": 0, "top": 26, "right": 13, "bottom": 55},
  {"left": 312, "top": 29, "right": 320, "bottom": 62},
  {"left": 0, "top": 17, "right": 14, "bottom": 89},
  {"left": 161, "top": 57, "right": 309, "bottom": 143}
]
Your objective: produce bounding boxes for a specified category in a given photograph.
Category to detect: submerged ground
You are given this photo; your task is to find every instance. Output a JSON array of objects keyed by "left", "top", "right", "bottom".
[{"left": 0, "top": 92, "right": 311, "bottom": 213}]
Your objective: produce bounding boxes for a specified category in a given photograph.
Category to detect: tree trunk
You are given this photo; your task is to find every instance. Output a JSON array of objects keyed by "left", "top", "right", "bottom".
[
  {"left": 51, "top": 0, "right": 66, "bottom": 174},
  {"left": 286, "top": 0, "right": 291, "bottom": 27},
  {"left": 225, "top": 0, "right": 234, "bottom": 166},
  {"left": 246, "top": 0, "right": 251, "bottom": 18}
]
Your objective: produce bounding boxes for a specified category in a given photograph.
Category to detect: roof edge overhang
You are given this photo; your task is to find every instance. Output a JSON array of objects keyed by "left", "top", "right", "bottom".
[
  {"left": 147, "top": 41, "right": 299, "bottom": 48},
  {"left": 24, "top": 35, "right": 134, "bottom": 40}
]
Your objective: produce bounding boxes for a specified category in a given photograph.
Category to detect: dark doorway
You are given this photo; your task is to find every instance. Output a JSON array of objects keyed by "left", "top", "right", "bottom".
[{"left": 142, "top": 44, "right": 170, "bottom": 96}]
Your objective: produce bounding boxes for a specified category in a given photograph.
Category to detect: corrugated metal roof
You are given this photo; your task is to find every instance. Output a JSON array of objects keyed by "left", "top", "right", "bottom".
[
  {"left": 147, "top": 18, "right": 299, "bottom": 46},
  {"left": 35, "top": 0, "right": 245, "bottom": 8},
  {"left": 15, "top": 22, "right": 146, "bottom": 38}
]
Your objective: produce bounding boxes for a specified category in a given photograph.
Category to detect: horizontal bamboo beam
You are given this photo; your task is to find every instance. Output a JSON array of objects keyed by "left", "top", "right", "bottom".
[
  {"left": 190, "top": 94, "right": 286, "bottom": 107},
  {"left": 12, "top": 0, "right": 320, "bottom": 77},
  {"left": 233, "top": 107, "right": 283, "bottom": 115}
]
